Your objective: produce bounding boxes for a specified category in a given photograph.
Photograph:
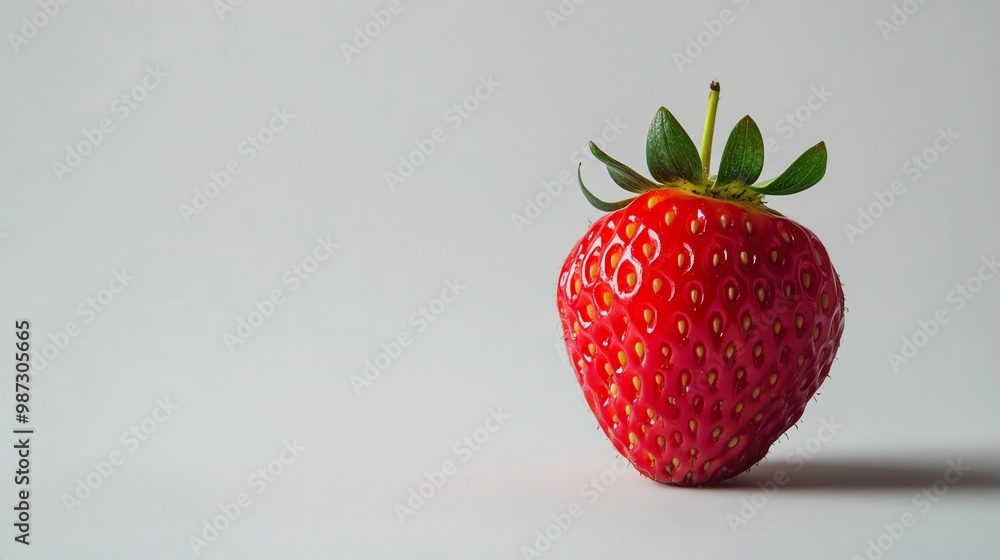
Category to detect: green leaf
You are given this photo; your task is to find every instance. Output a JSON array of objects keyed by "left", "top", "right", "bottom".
[
  {"left": 716, "top": 116, "right": 764, "bottom": 186},
  {"left": 751, "top": 142, "right": 828, "bottom": 195},
  {"left": 589, "top": 141, "right": 658, "bottom": 194},
  {"left": 646, "top": 107, "right": 704, "bottom": 185},
  {"left": 577, "top": 164, "right": 635, "bottom": 211}
]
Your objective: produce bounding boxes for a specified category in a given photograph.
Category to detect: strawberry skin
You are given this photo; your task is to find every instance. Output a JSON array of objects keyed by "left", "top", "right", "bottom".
[{"left": 557, "top": 188, "right": 845, "bottom": 485}]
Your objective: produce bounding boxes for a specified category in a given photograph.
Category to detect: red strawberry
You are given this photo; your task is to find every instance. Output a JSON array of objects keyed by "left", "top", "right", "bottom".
[{"left": 557, "top": 83, "right": 845, "bottom": 486}]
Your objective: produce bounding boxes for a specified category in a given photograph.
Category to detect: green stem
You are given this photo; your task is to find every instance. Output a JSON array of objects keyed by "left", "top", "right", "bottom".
[{"left": 700, "top": 81, "right": 721, "bottom": 180}]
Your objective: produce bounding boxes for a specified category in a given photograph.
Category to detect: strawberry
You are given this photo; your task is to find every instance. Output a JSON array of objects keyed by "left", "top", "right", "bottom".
[{"left": 557, "top": 83, "right": 845, "bottom": 486}]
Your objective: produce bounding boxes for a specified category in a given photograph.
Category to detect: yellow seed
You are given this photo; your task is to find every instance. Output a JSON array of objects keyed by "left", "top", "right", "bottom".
[
  {"left": 625, "top": 223, "right": 637, "bottom": 239},
  {"left": 712, "top": 316, "right": 722, "bottom": 334},
  {"left": 690, "top": 288, "right": 700, "bottom": 304},
  {"left": 632, "top": 376, "right": 642, "bottom": 392},
  {"left": 576, "top": 358, "right": 585, "bottom": 370},
  {"left": 647, "top": 451, "right": 656, "bottom": 464},
  {"left": 773, "top": 319, "right": 782, "bottom": 335},
  {"left": 781, "top": 231, "right": 791, "bottom": 243},
  {"left": 821, "top": 292, "right": 830, "bottom": 310},
  {"left": 647, "top": 196, "right": 662, "bottom": 209},
  {"left": 753, "top": 413, "right": 763, "bottom": 423},
  {"left": 813, "top": 326, "right": 821, "bottom": 341},
  {"left": 734, "top": 402, "right": 743, "bottom": 413},
  {"left": 745, "top": 221, "right": 754, "bottom": 234},
  {"left": 625, "top": 404, "right": 632, "bottom": 415},
  {"left": 629, "top": 433, "right": 638, "bottom": 446},
  {"left": 727, "top": 286, "right": 736, "bottom": 301},
  {"left": 586, "top": 304, "right": 595, "bottom": 319},
  {"left": 707, "top": 370, "right": 718, "bottom": 388},
  {"left": 680, "top": 370, "right": 691, "bottom": 388},
  {"left": 725, "top": 344, "right": 735, "bottom": 359},
  {"left": 643, "top": 309, "right": 653, "bottom": 325},
  {"left": 742, "top": 314, "right": 752, "bottom": 332},
  {"left": 802, "top": 272, "right": 812, "bottom": 290},
  {"left": 587, "top": 342, "right": 596, "bottom": 355},
  {"left": 677, "top": 253, "right": 685, "bottom": 268},
  {"left": 642, "top": 243, "right": 652, "bottom": 258},
  {"left": 635, "top": 341, "right": 645, "bottom": 359},
  {"left": 756, "top": 286, "right": 766, "bottom": 303},
  {"left": 712, "top": 253, "right": 721, "bottom": 267},
  {"left": 665, "top": 211, "right": 675, "bottom": 226},
  {"left": 739, "top": 251, "right": 749, "bottom": 265},
  {"left": 604, "top": 363, "right": 614, "bottom": 377},
  {"left": 677, "top": 319, "right": 687, "bottom": 335},
  {"left": 573, "top": 321, "right": 581, "bottom": 334},
  {"left": 657, "top": 435, "right": 666, "bottom": 449},
  {"left": 689, "top": 419, "right": 698, "bottom": 433},
  {"left": 610, "top": 251, "right": 621, "bottom": 268},
  {"left": 690, "top": 219, "right": 700, "bottom": 234},
  {"left": 753, "top": 343, "right": 762, "bottom": 358},
  {"left": 694, "top": 344, "right": 705, "bottom": 359},
  {"left": 602, "top": 292, "right": 612, "bottom": 308},
  {"left": 784, "top": 283, "right": 793, "bottom": 298},
  {"left": 728, "top": 437, "right": 739, "bottom": 449},
  {"left": 661, "top": 345, "right": 670, "bottom": 357},
  {"left": 720, "top": 215, "right": 729, "bottom": 230},
  {"left": 617, "top": 351, "right": 627, "bottom": 367},
  {"left": 588, "top": 262, "right": 599, "bottom": 280},
  {"left": 647, "top": 408, "right": 655, "bottom": 420},
  {"left": 797, "top": 355, "right": 806, "bottom": 368},
  {"left": 652, "top": 278, "right": 663, "bottom": 294},
  {"left": 610, "top": 383, "right": 618, "bottom": 396},
  {"left": 751, "top": 386, "right": 761, "bottom": 399},
  {"left": 626, "top": 272, "right": 636, "bottom": 288},
  {"left": 711, "top": 427, "right": 722, "bottom": 441},
  {"left": 795, "top": 314, "right": 804, "bottom": 330},
  {"left": 769, "top": 373, "right": 778, "bottom": 385},
  {"left": 573, "top": 278, "right": 581, "bottom": 294},
  {"left": 814, "top": 250, "right": 823, "bottom": 266},
  {"left": 770, "top": 250, "right": 778, "bottom": 263},
  {"left": 655, "top": 373, "right": 664, "bottom": 387},
  {"left": 672, "top": 457, "right": 681, "bottom": 469}
]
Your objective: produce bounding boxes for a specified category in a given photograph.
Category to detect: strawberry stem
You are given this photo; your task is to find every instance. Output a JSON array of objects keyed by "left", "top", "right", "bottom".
[{"left": 700, "top": 81, "right": 721, "bottom": 181}]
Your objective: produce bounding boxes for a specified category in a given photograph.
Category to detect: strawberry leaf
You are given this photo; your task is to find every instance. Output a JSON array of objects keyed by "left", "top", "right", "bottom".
[
  {"left": 589, "top": 141, "right": 658, "bottom": 194},
  {"left": 716, "top": 116, "right": 764, "bottom": 187},
  {"left": 751, "top": 142, "right": 827, "bottom": 195},
  {"left": 577, "top": 164, "right": 635, "bottom": 211},
  {"left": 646, "top": 107, "right": 704, "bottom": 185}
]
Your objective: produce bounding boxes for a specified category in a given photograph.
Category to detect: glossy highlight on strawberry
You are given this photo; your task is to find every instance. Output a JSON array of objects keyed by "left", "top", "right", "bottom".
[{"left": 556, "top": 83, "right": 845, "bottom": 486}]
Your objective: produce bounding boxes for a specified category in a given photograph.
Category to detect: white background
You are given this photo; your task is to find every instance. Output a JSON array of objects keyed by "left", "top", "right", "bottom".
[{"left": 2, "top": 1, "right": 999, "bottom": 559}]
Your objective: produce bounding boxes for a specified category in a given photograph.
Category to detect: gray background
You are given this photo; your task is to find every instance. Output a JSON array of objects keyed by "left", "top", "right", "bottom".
[{"left": 2, "top": 1, "right": 999, "bottom": 558}]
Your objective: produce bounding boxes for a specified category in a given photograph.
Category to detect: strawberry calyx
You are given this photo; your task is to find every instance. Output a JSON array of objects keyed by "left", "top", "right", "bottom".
[{"left": 578, "top": 82, "right": 828, "bottom": 213}]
